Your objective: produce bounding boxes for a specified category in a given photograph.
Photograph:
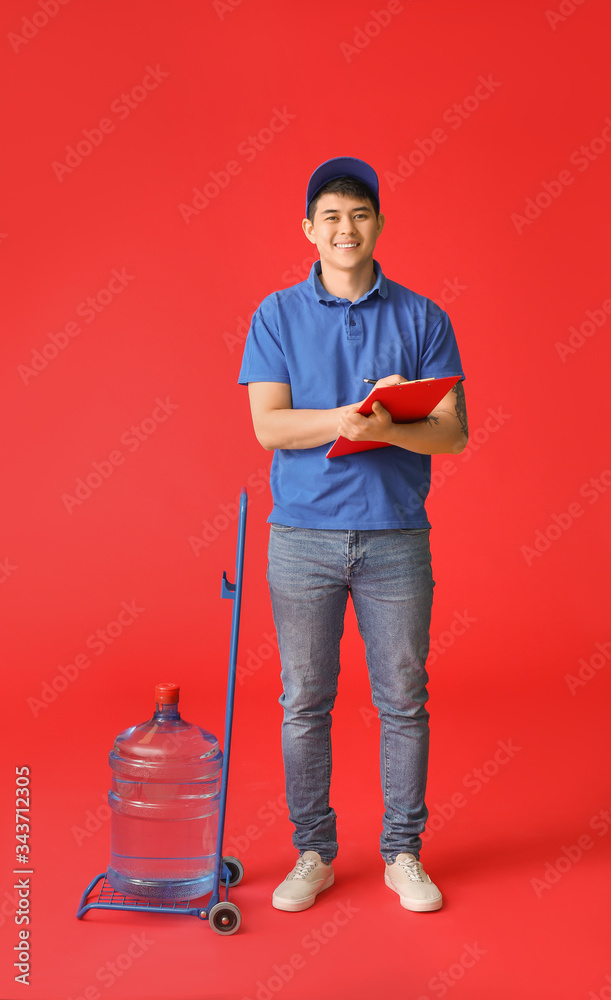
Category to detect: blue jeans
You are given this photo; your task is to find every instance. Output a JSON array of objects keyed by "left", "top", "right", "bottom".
[{"left": 267, "top": 525, "right": 435, "bottom": 865}]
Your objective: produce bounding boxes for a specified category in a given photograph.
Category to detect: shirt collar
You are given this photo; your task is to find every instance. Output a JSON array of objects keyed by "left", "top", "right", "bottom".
[{"left": 308, "top": 259, "right": 388, "bottom": 304}]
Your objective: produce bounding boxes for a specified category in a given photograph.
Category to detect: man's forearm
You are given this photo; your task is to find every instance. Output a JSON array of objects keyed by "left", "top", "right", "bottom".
[
  {"left": 256, "top": 405, "right": 352, "bottom": 451},
  {"left": 385, "top": 411, "right": 468, "bottom": 455}
]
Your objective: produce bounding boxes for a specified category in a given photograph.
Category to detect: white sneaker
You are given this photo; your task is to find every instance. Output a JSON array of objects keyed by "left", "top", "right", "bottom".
[
  {"left": 384, "top": 853, "right": 443, "bottom": 911},
  {"left": 272, "top": 851, "right": 335, "bottom": 912}
]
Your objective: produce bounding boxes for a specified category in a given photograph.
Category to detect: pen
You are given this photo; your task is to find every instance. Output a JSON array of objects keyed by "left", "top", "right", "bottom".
[{"left": 363, "top": 378, "right": 411, "bottom": 385}]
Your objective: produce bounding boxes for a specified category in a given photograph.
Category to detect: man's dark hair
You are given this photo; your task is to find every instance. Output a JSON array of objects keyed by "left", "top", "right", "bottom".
[{"left": 307, "top": 176, "right": 379, "bottom": 222}]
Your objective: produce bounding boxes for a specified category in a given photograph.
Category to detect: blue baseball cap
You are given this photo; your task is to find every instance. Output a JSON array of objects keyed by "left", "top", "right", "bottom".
[{"left": 305, "top": 156, "right": 380, "bottom": 217}]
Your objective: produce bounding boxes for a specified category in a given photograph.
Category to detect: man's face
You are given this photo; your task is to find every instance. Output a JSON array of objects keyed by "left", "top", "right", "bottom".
[{"left": 302, "top": 193, "right": 385, "bottom": 273}]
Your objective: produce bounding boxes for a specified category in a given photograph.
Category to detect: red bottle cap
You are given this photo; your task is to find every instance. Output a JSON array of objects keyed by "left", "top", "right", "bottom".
[{"left": 155, "top": 683, "right": 180, "bottom": 704}]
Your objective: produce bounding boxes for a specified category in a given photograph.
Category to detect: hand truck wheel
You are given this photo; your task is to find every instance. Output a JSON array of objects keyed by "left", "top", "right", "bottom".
[
  {"left": 209, "top": 901, "right": 241, "bottom": 935},
  {"left": 220, "top": 856, "right": 244, "bottom": 888}
]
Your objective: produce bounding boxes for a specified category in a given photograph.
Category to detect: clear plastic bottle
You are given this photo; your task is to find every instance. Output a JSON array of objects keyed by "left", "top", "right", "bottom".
[{"left": 107, "top": 683, "right": 222, "bottom": 900}]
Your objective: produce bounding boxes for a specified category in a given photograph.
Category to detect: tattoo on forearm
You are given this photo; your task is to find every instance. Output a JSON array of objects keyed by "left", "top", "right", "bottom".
[
  {"left": 452, "top": 382, "right": 469, "bottom": 437},
  {"left": 424, "top": 414, "right": 440, "bottom": 426}
]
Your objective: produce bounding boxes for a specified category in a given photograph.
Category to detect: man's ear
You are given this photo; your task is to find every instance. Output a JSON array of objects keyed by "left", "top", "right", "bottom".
[
  {"left": 377, "top": 213, "right": 386, "bottom": 237},
  {"left": 302, "top": 217, "right": 317, "bottom": 244}
]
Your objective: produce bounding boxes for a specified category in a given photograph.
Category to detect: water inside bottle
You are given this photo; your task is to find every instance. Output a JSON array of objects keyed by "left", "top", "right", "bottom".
[{"left": 107, "top": 684, "right": 223, "bottom": 900}]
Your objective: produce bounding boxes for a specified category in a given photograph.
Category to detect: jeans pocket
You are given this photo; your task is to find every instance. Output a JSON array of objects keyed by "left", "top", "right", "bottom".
[
  {"left": 397, "top": 527, "right": 430, "bottom": 535},
  {"left": 270, "top": 522, "right": 297, "bottom": 532}
]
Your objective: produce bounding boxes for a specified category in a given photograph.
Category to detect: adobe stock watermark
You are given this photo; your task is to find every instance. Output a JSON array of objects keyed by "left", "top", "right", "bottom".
[
  {"left": 188, "top": 465, "right": 269, "bottom": 554},
  {"left": 61, "top": 397, "right": 179, "bottom": 513},
  {"left": 178, "top": 106, "right": 296, "bottom": 224},
  {"left": 241, "top": 899, "right": 359, "bottom": 1000},
  {"left": 281, "top": 255, "right": 319, "bottom": 288},
  {"left": 0, "top": 888, "right": 23, "bottom": 930},
  {"left": 358, "top": 733, "right": 522, "bottom": 846},
  {"left": 359, "top": 614, "right": 477, "bottom": 719},
  {"left": 455, "top": 405, "right": 512, "bottom": 462},
  {"left": 565, "top": 640, "right": 611, "bottom": 695},
  {"left": 420, "top": 740, "right": 521, "bottom": 845},
  {"left": 546, "top": 0, "right": 586, "bottom": 31},
  {"left": 385, "top": 75, "right": 502, "bottom": 190},
  {"left": 226, "top": 791, "right": 287, "bottom": 859},
  {"left": 435, "top": 276, "right": 467, "bottom": 307},
  {"left": 530, "top": 802, "right": 611, "bottom": 898},
  {"left": 511, "top": 117, "right": 611, "bottom": 234},
  {"left": 1, "top": 558, "right": 18, "bottom": 584},
  {"left": 425, "top": 609, "right": 477, "bottom": 669},
  {"left": 555, "top": 295, "right": 611, "bottom": 362},
  {"left": 390, "top": 403, "right": 511, "bottom": 522},
  {"left": 237, "top": 629, "right": 279, "bottom": 686},
  {"left": 8, "top": 0, "right": 72, "bottom": 54},
  {"left": 415, "top": 941, "right": 487, "bottom": 1000},
  {"left": 213, "top": 0, "right": 245, "bottom": 19},
  {"left": 221, "top": 270, "right": 466, "bottom": 357},
  {"left": 27, "top": 600, "right": 145, "bottom": 717},
  {"left": 66, "top": 932, "right": 155, "bottom": 1000},
  {"left": 521, "top": 468, "right": 611, "bottom": 566},
  {"left": 51, "top": 65, "right": 170, "bottom": 181},
  {"left": 72, "top": 726, "right": 219, "bottom": 845},
  {"left": 17, "top": 267, "right": 135, "bottom": 385},
  {"left": 222, "top": 255, "right": 319, "bottom": 354},
  {"left": 71, "top": 792, "right": 111, "bottom": 846},
  {"left": 340, "top": 1, "right": 405, "bottom": 63},
  {"left": 588, "top": 973, "right": 611, "bottom": 1000},
  {"left": 370, "top": 277, "right": 468, "bottom": 385}
]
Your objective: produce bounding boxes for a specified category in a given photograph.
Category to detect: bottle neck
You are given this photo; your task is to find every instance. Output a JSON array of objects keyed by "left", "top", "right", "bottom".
[{"left": 154, "top": 702, "right": 181, "bottom": 721}]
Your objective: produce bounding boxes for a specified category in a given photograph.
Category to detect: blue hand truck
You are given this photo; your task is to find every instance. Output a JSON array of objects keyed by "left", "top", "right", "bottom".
[{"left": 76, "top": 489, "right": 248, "bottom": 935}]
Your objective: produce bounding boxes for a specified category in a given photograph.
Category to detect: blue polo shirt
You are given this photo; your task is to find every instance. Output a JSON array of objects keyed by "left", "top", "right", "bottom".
[{"left": 238, "top": 260, "right": 465, "bottom": 529}]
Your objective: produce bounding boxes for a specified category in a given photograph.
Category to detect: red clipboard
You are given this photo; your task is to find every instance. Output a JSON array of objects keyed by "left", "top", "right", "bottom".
[{"left": 325, "top": 375, "right": 461, "bottom": 458}]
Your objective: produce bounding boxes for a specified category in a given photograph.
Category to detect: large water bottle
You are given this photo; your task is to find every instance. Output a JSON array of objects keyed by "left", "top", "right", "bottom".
[{"left": 107, "top": 683, "right": 223, "bottom": 900}]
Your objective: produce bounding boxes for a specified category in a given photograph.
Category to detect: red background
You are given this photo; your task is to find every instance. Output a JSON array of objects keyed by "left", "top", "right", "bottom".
[{"left": 2, "top": 1, "right": 610, "bottom": 998}]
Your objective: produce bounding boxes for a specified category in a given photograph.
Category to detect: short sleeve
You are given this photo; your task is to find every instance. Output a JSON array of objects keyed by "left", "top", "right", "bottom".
[
  {"left": 238, "top": 296, "right": 291, "bottom": 385},
  {"left": 420, "top": 308, "right": 465, "bottom": 382}
]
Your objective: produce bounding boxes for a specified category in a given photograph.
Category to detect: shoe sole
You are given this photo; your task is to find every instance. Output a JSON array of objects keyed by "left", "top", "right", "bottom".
[
  {"left": 272, "top": 871, "right": 335, "bottom": 912},
  {"left": 384, "top": 872, "right": 443, "bottom": 911}
]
